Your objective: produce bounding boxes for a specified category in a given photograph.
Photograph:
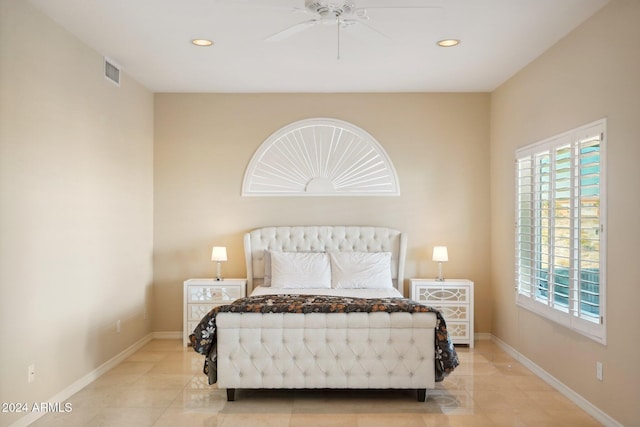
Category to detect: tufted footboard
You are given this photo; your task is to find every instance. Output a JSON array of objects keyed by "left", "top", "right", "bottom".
[{"left": 216, "top": 311, "right": 437, "bottom": 401}]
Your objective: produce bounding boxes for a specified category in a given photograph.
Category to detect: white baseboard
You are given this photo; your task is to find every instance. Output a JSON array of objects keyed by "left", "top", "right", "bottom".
[
  {"left": 490, "top": 335, "right": 622, "bottom": 427},
  {"left": 12, "top": 333, "right": 154, "bottom": 427}
]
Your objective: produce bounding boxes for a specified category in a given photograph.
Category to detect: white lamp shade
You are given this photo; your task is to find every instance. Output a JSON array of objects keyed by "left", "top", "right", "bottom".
[
  {"left": 432, "top": 246, "right": 448, "bottom": 262},
  {"left": 211, "top": 246, "right": 228, "bottom": 262}
]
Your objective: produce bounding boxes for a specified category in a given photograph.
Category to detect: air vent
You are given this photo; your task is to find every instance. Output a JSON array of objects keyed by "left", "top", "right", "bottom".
[{"left": 104, "top": 57, "right": 120, "bottom": 86}]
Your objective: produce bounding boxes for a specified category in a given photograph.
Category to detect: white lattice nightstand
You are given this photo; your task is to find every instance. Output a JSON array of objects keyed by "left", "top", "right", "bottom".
[
  {"left": 410, "top": 279, "right": 474, "bottom": 348},
  {"left": 183, "top": 278, "right": 247, "bottom": 346}
]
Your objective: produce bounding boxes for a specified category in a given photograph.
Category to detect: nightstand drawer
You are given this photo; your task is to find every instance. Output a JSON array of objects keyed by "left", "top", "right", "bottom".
[
  {"left": 187, "top": 303, "right": 219, "bottom": 321},
  {"left": 413, "top": 285, "right": 470, "bottom": 305},
  {"left": 429, "top": 304, "right": 469, "bottom": 322},
  {"left": 187, "top": 285, "right": 242, "bottom": 303},
  {"left": 446, "top": 321, "right": 470, "bottom": 341}
]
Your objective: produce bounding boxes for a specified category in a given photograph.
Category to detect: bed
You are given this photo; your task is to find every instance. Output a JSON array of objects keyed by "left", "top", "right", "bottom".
[{"left": 190, "top": 226, "right": 458, "bottom": 402}]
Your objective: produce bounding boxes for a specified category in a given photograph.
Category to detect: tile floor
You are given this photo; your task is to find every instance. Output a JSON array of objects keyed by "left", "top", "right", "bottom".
[{"left": 30, "top": 339, "right": 602, "bottom": 426}]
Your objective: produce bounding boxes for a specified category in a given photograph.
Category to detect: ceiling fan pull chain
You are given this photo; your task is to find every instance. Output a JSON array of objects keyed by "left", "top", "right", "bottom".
[{"left": 337, "top": 22, "right": 341, "bottom": 60}]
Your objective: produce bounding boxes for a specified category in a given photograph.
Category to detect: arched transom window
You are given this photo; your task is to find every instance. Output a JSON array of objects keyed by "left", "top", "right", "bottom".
[{"left": 242, "top": 118, "right": 400, "bottom": 197}]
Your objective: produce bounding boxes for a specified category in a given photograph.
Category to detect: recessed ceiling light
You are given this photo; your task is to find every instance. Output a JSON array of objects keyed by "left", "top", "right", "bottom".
[
  {"left": 191, "top": 39, "right": 213, "bottom": 47},
  {"left": 437, "top": 39, "right": 460, "bottom": 48}
]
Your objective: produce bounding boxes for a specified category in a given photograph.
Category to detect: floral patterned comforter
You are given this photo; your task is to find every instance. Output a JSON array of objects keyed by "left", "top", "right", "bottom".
[{"left": 189, "top": 294, "right": 459, "bottom": 384}]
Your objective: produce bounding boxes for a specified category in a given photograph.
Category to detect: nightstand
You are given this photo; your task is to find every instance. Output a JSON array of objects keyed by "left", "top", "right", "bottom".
[
  {"left": 183, "top": 278, "right": 247, "bottom": 346},
  {"left": 410, "top": 278, "right": 474, "bottom": 347}
]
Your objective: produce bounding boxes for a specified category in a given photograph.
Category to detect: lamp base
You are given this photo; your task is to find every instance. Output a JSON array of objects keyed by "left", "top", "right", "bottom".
[
  {"left": 436, "top": 262, "right": 445, "bottom": 281},
  {"left": 215, "top": 262, "right": 223, "bottom": 281}
]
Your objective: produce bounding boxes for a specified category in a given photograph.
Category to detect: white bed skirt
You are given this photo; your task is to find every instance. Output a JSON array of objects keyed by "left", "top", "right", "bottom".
[{"left": 216, "top": 311, "right": 437, "bottom": 391}]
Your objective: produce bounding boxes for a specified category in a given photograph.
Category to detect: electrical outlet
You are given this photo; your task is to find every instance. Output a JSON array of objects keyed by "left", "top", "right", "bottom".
[
  {"left": 116, "top": 320, "right": 121, "bottom": 333},
  {"left": 596, "top": 361, "right": 603, "bottom": 381},
  {"left": 28, "top": 364, "right": 36, "bottom": 383}
]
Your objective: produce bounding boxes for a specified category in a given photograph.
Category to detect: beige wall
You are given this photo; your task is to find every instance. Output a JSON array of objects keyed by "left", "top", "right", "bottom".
[
  {"left": 0, "top": 2, "right": 154, "bottom": 426},
  {"left": 490, "top": 0, "right": 640, "bottom": 425},
  {"left": 153, "top": 93, "right": 491, "bottom": 333}
]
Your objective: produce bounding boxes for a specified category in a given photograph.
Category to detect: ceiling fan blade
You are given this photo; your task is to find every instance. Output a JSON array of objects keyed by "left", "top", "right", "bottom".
[
  {"left": 344, "top": 20, "right": 392, "bottom": 42},
  {"left": 354, "top": 5, "right": 443, "bottom": 15},
  {"left": 213, "top": 0, "right": 299, "bottom": 7},
  {"left": 357, "top": 5, "right": 442, "bottom": 9},
  {"left": 264, "top": 19, "right": 318, "bottom": 42},
  {"left": 352, "top": 0, "right": 442, "bottom": 8}
]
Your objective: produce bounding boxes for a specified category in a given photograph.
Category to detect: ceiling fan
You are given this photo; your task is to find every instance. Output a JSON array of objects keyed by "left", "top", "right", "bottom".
[{"left": 264, "top": 1, "right": 443, "bottom": 51}]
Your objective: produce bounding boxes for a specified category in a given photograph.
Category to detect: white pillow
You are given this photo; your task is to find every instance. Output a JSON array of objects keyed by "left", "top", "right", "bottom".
[
  {"left": 270, "top": 251, "right": 331, "bottom": 289},
  {"left": 263, "top": 250, "right": 316, "bottom": 287},
  {"left": 330, "top": 252, "right": 393, "bottom": 289}
]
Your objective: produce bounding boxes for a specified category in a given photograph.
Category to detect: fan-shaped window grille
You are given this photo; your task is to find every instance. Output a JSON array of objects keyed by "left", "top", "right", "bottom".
[{"left": 242, "top": 118, "right": 400, "bottom": 196}]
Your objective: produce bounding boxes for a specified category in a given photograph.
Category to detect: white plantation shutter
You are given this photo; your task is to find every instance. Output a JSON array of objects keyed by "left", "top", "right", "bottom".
[{"left": 515, "top": 119, "right": 606, "bottom": 344}]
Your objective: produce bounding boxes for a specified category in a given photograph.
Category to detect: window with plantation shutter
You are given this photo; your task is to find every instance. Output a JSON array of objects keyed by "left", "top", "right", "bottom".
[{"left": 515, "top": 119, "right": 606, "bottom": 344}]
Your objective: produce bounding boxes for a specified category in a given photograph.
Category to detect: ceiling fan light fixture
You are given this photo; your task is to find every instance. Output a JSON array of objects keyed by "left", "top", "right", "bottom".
[
  {"left": 191, "top": 38, "right": 213, "bottom": 47},
  {"left": 320, "top": 14, "right": 338, "bottom": 25},
  {"left": 437, "top": 39, "right": 460, "bottom": 47}
]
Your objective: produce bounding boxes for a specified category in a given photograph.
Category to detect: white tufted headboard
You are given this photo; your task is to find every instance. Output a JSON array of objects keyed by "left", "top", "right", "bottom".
[{"left": 243, "top": 226, "right": 407, "bottom": 295}]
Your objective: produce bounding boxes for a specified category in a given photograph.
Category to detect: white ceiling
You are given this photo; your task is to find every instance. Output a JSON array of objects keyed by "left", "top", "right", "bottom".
[{"left": 28, "top": 0, "right": 609, "bottom": 93}]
